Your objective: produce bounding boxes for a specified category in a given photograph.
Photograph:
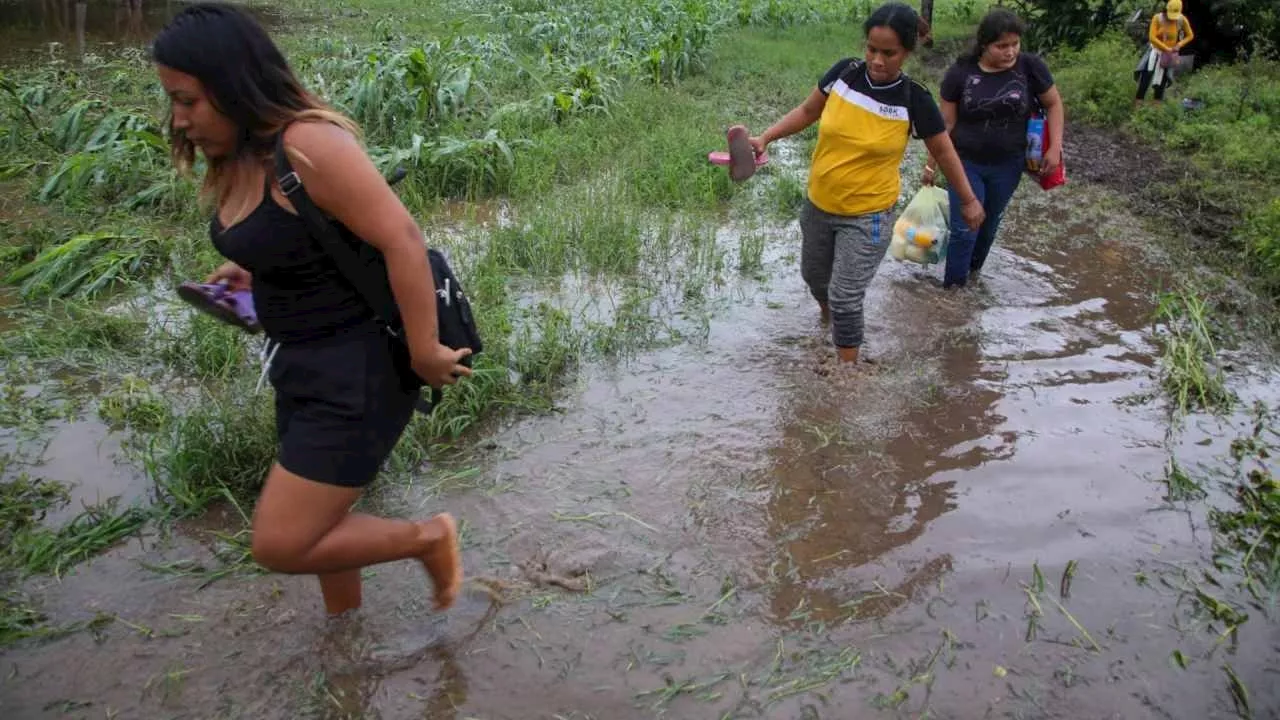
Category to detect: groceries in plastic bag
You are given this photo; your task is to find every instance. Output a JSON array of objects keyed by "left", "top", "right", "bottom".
[{"left": 889, "top": 186, "right": 949, "bottom": 265}]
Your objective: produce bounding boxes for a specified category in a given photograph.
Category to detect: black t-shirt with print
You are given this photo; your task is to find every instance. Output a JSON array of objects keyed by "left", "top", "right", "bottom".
[{"left": 939, "top": 53, "right": 1054, "bottom": 164}]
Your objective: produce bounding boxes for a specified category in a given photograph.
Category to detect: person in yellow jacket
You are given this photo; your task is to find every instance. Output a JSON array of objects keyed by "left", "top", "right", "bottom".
[{"left": 1135, "top": 0, "right": 1194, "bottom": 106}]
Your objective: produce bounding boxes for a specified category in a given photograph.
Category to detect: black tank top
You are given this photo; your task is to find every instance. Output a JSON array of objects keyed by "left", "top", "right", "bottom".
[{"left": 211, "top": 175, "right": 374, "bottom": 344}]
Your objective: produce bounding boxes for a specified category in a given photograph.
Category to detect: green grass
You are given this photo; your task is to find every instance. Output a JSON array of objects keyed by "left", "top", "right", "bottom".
[
  {"left": 1152, "top": 288, "right": 1235, "bottom": 418},
  {"left": 1049, "top": 32, "right": 1280, "bottom": 302},
  {"left": 141, "top": 385, "right": 278, "bottom": 517},
  {"left": 97, "top": 374, "right": 171, "bottom": 432},
  {"left": 0, "top": 300, "right": 150, "bottom": 365},
  {"left": 14, "top": 499, "right": 149, "bottom": 576}
]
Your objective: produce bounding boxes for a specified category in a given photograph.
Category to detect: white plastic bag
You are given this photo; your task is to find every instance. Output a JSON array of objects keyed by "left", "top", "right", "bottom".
[{"left": 889, "top": 186, "right": 950, "bottom": 265}]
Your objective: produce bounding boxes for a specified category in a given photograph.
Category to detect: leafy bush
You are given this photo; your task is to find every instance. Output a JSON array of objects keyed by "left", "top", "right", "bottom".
[
  {"left": 1245, "top": 198, "right": 1280, "bottom": 295},
  {"left": 1005, "top": 0, "right": 1128, "bottom": 53},
  {"left": 1015, "top": 0, "right": 1280, "bottom": 59},
  {"left": 1048, "top": 32, "right": 1138, "bottom": 126}
]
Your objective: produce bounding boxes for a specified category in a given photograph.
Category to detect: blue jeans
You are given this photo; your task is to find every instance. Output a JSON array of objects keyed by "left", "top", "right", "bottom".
[{"left": 945, "top": 157, "right": 1024, "bottom": 288}]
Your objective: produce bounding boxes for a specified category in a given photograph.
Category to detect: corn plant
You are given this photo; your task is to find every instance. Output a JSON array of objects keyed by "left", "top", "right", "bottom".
[
  {"left": 0, "top": 72, "right": 47, "bottom": 147},
  {"left": 309, "top": 41, "right": 488, "bottom": 146},
  {"left": 49, "top": 99, "right": 102, "bottom": 152},
  {"left": 543, "top": 63, "right": 618, "bottom": 121},
  {"left": 6, "top": 231, "right": 164, "bottom": 300},
  {"left": 21, "top": 99, "right": 182, "bottom": 209},
  {"left": 498, "top": 0, "right": 721, "bottom": 83},
  {"left": 373, "top": 128, "right": 525, "bottom": 200}
]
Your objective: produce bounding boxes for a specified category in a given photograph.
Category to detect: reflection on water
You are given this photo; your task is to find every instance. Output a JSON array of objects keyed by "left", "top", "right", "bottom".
[
  {"left": 1, "top": 0, "right": 150, "bottom": 62},
  {"left": 0, "top": 1, "right": 283, "bottom": 64},
  {"left": 761, "top": 301, "right": 1003, "bottom": 627},
  {"left": 313, "top": 612, "right": 471, "bottom": 720}
]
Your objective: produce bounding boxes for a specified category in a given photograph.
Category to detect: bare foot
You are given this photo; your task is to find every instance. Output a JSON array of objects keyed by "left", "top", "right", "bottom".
[{"left": 419, "top": 513, "right": 463, "bottom": 610}]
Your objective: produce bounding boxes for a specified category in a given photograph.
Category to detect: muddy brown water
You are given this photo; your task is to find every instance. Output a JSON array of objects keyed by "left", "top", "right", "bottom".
[
  {"left": 0, "top": 0, "right": 283, "bottom": 65},
  {"left": 3, "top": 148, "right": 1280, "bottom": 719}
]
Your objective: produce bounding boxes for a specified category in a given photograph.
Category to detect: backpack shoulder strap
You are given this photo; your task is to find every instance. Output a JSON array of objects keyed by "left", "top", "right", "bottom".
[
  {"left": 900, "top": 73, "right": 918, "bottom": 138},
  {"left": 273, "top": 133, "right": 398, "bottom": 326},
  {"left": 273, "top": 133, "right": 443, "bottom": 414}
]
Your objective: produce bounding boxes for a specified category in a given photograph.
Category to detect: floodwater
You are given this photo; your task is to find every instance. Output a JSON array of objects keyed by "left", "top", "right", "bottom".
[
  {"left": 2, "top": 146, "right": 1280, "bottom": 719},
  {"left": 0, "top": 0, "right": 283, "bottom": 64}
]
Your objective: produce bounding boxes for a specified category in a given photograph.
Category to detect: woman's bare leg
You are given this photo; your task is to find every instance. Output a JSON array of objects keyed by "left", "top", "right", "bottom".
[
  {"left": 252, "top": 464, "right": 463, "bottom": 610},
  {"left": 318, "top": 569, "right": 363, "bottom": 615}
]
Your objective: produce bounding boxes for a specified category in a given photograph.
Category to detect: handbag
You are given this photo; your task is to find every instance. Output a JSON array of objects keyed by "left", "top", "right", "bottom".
[
  {"left": 1026, "top": 90, "right": 1066, "bottom": 191},
  {"left": 273, "top": 133, "right": 483, "bottom": 415},
  {"left": 1026, "top": 112, "right": 1066, "bottom": 191}
]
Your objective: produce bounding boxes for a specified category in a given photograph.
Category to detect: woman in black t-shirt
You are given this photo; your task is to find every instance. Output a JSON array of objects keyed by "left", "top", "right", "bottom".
[{"left": 923, "top": 9, "right": 1066, "bottom": 288}]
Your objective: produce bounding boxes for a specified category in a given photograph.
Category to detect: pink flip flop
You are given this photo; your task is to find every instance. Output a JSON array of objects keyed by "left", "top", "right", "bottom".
[
  {"left": 708, "top": 150, "right": 770, "bottom": 168},
  {"left": 725, "top": 124, "right": 759, "bottom": 182}
]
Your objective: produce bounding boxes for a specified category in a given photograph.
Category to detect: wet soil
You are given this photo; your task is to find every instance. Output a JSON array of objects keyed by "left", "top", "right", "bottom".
[
  {"left": 1062, "top": 121, "right": 1248, "bottom": 248},
  {"left": 2, "top": 144, "right": 1279, "bottom": 718}
]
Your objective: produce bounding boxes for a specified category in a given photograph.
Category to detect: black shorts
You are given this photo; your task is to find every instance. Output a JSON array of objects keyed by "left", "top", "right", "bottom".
[{"left": 268, "top": 325, "right": 422, "bottom": 488}]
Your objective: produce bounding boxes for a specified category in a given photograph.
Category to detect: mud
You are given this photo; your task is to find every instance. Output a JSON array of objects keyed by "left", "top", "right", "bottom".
[
  {"left": 3, "top": 151, "right": 1280, "bottom": 719},
  {"left": 1062, "top": 121, "right": 1246, "bottom": 247}
]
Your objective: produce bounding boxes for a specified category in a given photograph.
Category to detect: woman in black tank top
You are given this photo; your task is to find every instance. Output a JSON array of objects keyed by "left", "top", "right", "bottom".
[{"left": 152, "top": 3, "right": 471, "bottom": 617}]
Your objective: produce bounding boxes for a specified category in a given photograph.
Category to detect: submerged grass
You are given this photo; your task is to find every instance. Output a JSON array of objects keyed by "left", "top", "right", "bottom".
[
  {"left": 1152, "top": 287, "right": 1234, "bottom": 418},
  {"left": 0, "top": 470, "right": 149, "bottom": 644},
  {"left": 1210, "top": 403, "right": 1280, "bottom": 607}
]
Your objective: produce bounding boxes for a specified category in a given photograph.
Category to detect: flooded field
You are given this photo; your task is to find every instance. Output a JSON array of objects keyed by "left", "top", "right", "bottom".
[
  {"left": 2, "top": 147, "right": 1277, "bottom": 718},
  {"left": 0, "top": 0, "right": 1277, "bottom": 717},
  {"left": 0, "top": 0, "right": 283, "bottom": 64}
]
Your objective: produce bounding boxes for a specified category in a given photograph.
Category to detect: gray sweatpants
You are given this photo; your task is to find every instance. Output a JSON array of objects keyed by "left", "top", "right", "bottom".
[{"left": 799, "top": 199, "right": 893, "bottom": 349}]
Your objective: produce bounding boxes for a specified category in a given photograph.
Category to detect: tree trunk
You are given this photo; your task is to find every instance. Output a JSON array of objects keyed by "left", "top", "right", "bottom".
[{"left": 920, "top": 0, "right": 935, "bottom": 48}]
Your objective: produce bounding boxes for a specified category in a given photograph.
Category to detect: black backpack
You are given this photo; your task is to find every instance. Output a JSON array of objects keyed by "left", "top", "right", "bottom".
[{"left": 273, "top": 133, "right": 483, "bottom": 415}]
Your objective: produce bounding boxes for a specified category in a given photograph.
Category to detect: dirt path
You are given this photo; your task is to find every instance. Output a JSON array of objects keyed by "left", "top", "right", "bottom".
[{"left": 3, "top": 135, "right": 1280, "bottom": 719}]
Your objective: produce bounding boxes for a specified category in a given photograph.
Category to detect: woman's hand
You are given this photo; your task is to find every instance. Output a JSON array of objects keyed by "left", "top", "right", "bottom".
[
  {"left": 961, "top": 197, "right": 986, "bottom": 231},
  {"left": 412, "top": 342, "right": 474, "bottom": 389},
  {"left": 921, "top": 164, "right": 937, "bottom": 187},
  {"left": 747, "top": 88, "right": 826, "bottom": 158},
  {"left": 206, "top": 261, "right": 252, "bottom": 291},
  {"left": 1040, "top": 146, "right": 1063, "bottom": 178}
]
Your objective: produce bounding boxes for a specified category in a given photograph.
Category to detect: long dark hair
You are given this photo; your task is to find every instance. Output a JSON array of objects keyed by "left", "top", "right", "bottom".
[
  {"left": 863, "top": 2, "right": 921, "bottom": 52},
  {"left": 963, "top": 8, "right": 1027, "bottom": 63},
  {"left": 151, "top": 2, "right": 356, "bottom": 213}
]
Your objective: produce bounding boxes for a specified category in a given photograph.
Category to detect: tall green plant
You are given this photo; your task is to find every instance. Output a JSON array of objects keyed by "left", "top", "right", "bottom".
[
  {"left": 6, "top": 232, "right": 164, "bottom": 300},
  {"left": 1004, "top": 0, "right": 1126, "bottom": 52}
]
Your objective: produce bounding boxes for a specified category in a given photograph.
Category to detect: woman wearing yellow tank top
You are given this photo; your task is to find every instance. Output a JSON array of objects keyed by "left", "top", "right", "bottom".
[{"left": 1135, "top": 0, "right": 1195, "bottom": 106}]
